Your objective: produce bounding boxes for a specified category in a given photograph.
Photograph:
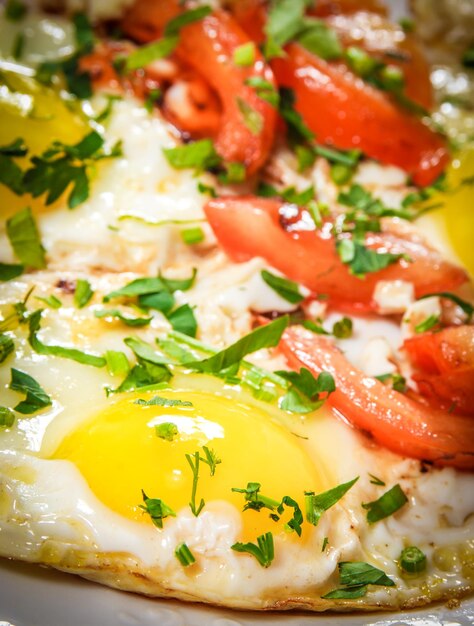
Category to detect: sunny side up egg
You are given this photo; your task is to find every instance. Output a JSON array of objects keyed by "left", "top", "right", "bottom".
[
  {"left": 1, "top": 270, "right": 474, "bottom": 611},
  {"left": 0, "top": 4, "right": 474, "bottom": 615}
]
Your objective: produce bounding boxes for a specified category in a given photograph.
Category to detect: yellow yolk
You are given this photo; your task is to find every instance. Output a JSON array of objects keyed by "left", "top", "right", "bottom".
[
  {"left": 0, "top": 68, "right": 87, "bottom": 218},
  {"left": 430, "top": 149, "right": 474, "bottom": 278},
  {"left": 54, "top": 390, "right": 325, "bottom": 542}
]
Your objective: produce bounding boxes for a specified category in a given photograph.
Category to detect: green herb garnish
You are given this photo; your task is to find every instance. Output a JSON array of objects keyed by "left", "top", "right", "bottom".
[
  {"left": 305, "top": 477, "right": 359, "bottom": 526},
  {"left": 163, "top": 139, "right": 221, "bottom": 171},
  {"left": 74, "top": 279, "right": 94, "bottom": 308},
  {"left": 140, "top": 490, "right": 175, "bottom": 529},
  {"left": 174, "top": 542, "right": 196, "bottom": 567},
  {"left": 9, "top": 367, "right": 52, "bottom": 414},
  {"left": 232, "top": 532, "right": 275, "bottom": 568},
  {"left": 154, "top": 422, "right": 179, "bottom": 441},
  {"left": 0, "top": 334, "right": 14, "bottom": 364},
  {"left": 322, "top": 561, "right": 394, "bottom": 599},
  {"left": 6, "top": 207, "right": 46, "bottom": 269},
  {"left": 0, "top": 407, "right": 15, "bottom": 428},
  {"left": 362, "top": 484, "right": 408, "bottom": 524},
  {"left": 261, "top": 270, "right": 304, "bottom": 304},
  {"left": 28, "top": 310, "right": 106, "bottom": 368},
  {"left": 233, "top": 42, "right": 256, "bottom": 66},
  {"left": 188, "top": 315, "right": 288, "bottom": 374}
]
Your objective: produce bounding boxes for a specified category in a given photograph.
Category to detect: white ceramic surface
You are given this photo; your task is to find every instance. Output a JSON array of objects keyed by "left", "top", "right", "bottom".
[{"left": 0, "top": 558, "right": 473, "bottom": 626}]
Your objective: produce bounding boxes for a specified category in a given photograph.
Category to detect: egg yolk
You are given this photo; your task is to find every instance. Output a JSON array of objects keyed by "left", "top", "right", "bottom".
[
  {"left": 54, "top": 390, "right": 325, "bottom": 542},
  {"left": 430, "top": 149, "right": 474, "bottom": 278},
  {"left": 0, "top": 68, "right": 87, "bottom": 218}
]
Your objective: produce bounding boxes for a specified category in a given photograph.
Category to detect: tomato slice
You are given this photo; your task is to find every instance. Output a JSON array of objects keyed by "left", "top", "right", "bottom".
[
  {"left": 204, "top": 196, "right": 468, "bottom": 311},
  {"left": 175, "top": 11, "right": 277, "bottom": 174},
  {"left": 280, "top": 326, "right": 474, "bottom": 469},
  {"left": 403, "top": 325, "right": 474, "bottom": 415},
  {"left": 272, "top": 44, "right": 448, "bottom": 187},
  {"left": 324, "top": 11, "right": 433, "bottom": 110},
  {"left": 122, "top": 2, "right": 277, "bottom": 175}
]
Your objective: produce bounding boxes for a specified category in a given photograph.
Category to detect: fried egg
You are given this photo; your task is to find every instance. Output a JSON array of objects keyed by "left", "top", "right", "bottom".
[{"left": 0, "top": 3, "right": 473, "bottom": 616}]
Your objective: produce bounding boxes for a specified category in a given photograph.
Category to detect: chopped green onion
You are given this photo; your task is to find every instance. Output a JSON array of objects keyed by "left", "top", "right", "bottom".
[
  {"left": 164, "top": 6, "right": 211, "bottom": 36},
  {"left": 124, "top": 37, "right": 179, "bottom": 72},
  {"left": 35, "top": 295, "right": 62, "bottom": 310},
  {"left": 181, "top": 227, "right": 204, "bottom": 245},
  {"left": 236, "top": 97, "right": 263, "bottom": 135},
  {"left": 0, "top": 263, "right": 24, "bottom": 282},
  {"left": 399, "top": 546, "right": 427, "bottom": 574},
  {"left": 233, "top": 42, "right": 256, "bottom": 66},
  {"left": 0, "top": 407, "right": 15, "bottom": 428},
  {"left": 175, "top": 542, "right": 196, "bottom": 567}
]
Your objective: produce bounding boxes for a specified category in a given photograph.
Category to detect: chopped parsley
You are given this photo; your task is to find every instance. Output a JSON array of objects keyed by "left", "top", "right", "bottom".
[
  {"left": 336, "top": 239, "right": 403, "bottom": 278},
  {"left": 135, "top": 395, "right": 192, "bottom": 408},
  {"left": 104, "top": 350, "right": 130, "bottom": 377},
  {"left": 261, "top": 270, "right": 304, "bottom": 304},
  {"left": 276, "top": 367, "right": 335, "bottom": 414},
  {"left": 0, "top": 263, "right": 23, "bottom": 282},
  {"left": 188, "top": 315, "right": 288, "bottom": 374},
  {"left": 123, "top": 37, "right": 179, "bottom": 72},
  {"left": 74, "top": 279, "right": 94, "bottom": 308},
  {"left": 9, "top": 367, "right": 52, "bottom": 415},
  {"left": 414, "top": 314, "right": 440, "bottom": 334},
  {"left": 362, "top": 484, "right": 408, "bottom": 524},
  {"left": 163, "top": 139, "right": 221, "bottom": 171},
  {"left": 35, "top": 294, "right": 62, "bottom": 310},
  {"left": 154, "top": 422, "right": 179, "bottom": 441},
  {"left": 6, "top": 207, "right": 46, "bottom": 269},
  {"left": 5, "top": 0, "right": 27, "bottom": 21},
  {"left": 186, "top": 446, "right": 221, "bottom": 516},
  {"left": 236, "top": 97, "right": 264, "bottom": 135},
  {"left": 36, "top": 13, "right": 95, "bottom": 99},
  {"left": 0, "top": 334, "right": 14, "bottom": 364},
  {"left": 23, "top": 131, "right": 122, "bottom": 209},
  {"left": 140, "top": 490, "right": 175, "bottom": 529},
  {"left": 232, "top": 532, "right": 274, "bottom": 568},
  {"left": 419, "top": 292, "right": 473, "bottom": 322},
  {"left": 28, "top": 310, "right": 106, "bottom": 368},
  {"left": 305, "top": 477, "right": 359, "bottom": 526},
  {"left": 244, "top": 77, "right": 279, "bottom": 108},
  {"left": 94, "top": 309, "right": 152, "bottom": 327},
  {"left": 322, "top": 561, "right": 394, "bottom": 599}
]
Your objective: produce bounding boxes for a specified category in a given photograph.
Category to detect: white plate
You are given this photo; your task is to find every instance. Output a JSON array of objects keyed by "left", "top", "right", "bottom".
[{"left": 0, "top": 558, "right": 473, "bottom": 626}]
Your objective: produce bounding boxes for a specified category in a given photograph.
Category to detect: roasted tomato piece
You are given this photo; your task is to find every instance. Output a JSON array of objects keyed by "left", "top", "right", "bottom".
[
  {"left": 272, "top": 44, "right": 448, "bottom": 186},
  {"left": 122, "top": 1, "right": 277, "bottom": 175},
  {"left": 280, "top": 326, "right": 474, "bottom": 470},
  {"left": 404, "top": 325, "right": 474, "bottom": 415},
  {"left": 204, "top": 196, "right": 467, "bottom": 311}
]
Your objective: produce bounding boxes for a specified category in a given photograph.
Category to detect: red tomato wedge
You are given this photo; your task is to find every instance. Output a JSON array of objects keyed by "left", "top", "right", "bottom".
[
  {"left": 404, "top": 325, "right": 474, "bottom": 415},
  {"left": 204, "top": 196, "right": 468, "bottom": 311},
  {"left": 272, "top": 44, "right": 448, "bottom": 186},
  {"left": 280, "top": 326, "right": 474, "bottom": 470},
  {"left": 175, "top": 11, "right": 277, "bottom": 174},
  {"left": 122, "top": 1, "right": 277, "bottom": 175}
]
